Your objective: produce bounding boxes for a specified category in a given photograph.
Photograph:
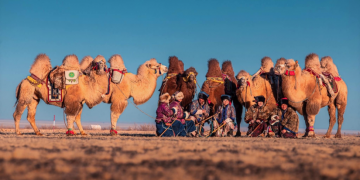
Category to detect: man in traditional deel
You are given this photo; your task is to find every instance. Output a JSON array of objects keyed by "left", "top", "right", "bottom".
[
  {"left": 170, "top": 91, "right": 197, "bottom": 137},
  {"left": 269, "top": 98, "right": 299, "bottom": 138},
  {"left": 213, "top": 95, "right": 236, "bottom": 137},
  {"left": 155, "top": 93, "right": 185, "bottom": 137},
  {"left": 189, "top": 91, "right": 210, "bottom": 136},
  {"left": 245, "top": 95, "right": 271, "bottom": 137}
]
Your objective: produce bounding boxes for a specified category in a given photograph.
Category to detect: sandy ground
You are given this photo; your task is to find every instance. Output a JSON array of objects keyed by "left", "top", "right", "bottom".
[{"left": 0, "top": 129, "right": 359, "bottom": 180}]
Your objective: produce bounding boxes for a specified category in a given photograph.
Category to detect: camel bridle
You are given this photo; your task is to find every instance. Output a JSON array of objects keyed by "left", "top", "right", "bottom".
[{"left": 146, "top": 63, "right": 163, "bottom": 75}]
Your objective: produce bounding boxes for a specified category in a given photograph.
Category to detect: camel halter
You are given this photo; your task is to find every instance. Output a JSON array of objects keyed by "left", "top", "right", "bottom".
[
  {"left": 147, "top": 63, "right": 163, "bottom": 75},
  {"left": 182, "top": 72, "right": 197, "bottom": 84}
]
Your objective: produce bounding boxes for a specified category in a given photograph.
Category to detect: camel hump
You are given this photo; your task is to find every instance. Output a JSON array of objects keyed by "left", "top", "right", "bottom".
[
  {"left": 305, "top": 53, "right": 321, "bottom": 73},
  {"left": 168, "top": 56, "right": 182, "bottom": 74},
  {"left": 222, "top": 60, "right": 235, "bottom": 76},
  {"left": 261, "top": 56, "right": 274, "bottom": 73},
  {"left": 29, "top": 53, "right": 52, "bottom": 78},
  {"left": 62, "top": 54, "right": 80, "bottom": 69},
  {"left": 93, "top": 55, "right": 106, "bottom": 63},
  {"left": 80, "top": 56, "right": 94, "bottom": 71},
  {"left": 179, "top": 60, "right": 184, "bottom": 73},
  {"left": 109, "top": 54, "right": 126, "bottom": 70},
  {"left": 321, "top": 56, "right": 339, "bottom": 76},
  {"left": 206, "top": 58, "right": 222, "bottom": 77}
]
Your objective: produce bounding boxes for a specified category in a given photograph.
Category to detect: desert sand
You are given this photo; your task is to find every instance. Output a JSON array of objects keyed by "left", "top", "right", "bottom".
[{"left": 0, "top": 129, "right": 359, "bottom": 180}]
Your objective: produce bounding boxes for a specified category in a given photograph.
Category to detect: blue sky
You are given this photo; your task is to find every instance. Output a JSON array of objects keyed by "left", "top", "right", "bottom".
[{"left": 0, "top": 0, "right": 359, "bottom": 130}]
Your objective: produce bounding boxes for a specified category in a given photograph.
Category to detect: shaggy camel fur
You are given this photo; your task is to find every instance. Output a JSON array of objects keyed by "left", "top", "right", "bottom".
[
  {"left": 201, "top": 59, "right": 243, "bottom": 136},
  {"left": 99, "top": 58, "right": 168, "bottom": 135},
  {"left": 178, "top": 67, "right": 198, "bottom": 110},
  {"left": 159, "top": 56, "right": 183, "bottom": 97},
  {"left": 252, "top": 56, "right": 274, "bottom": 77},
  {"left": 14, "top": 54, "right": 108, "bottom": 135},
  {"left": 280, "top": 54, "right": 347, "bottom": 138}
]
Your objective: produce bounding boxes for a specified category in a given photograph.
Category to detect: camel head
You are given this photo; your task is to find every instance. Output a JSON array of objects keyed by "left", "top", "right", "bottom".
[
  {"left": 236, "top": 70, "right": 251, "bottom": 90},
  {"left": 260, "top": 56, "right": 274, "bottom": 73},
  {"left": 92, "top": 55, "right": 108, "bottom": 75},
  {"left": 183, "top": 67, "right": 198, "bottom": 85},
  {"left": 144, "top": 58, "right": 168, "bottom": 76},
  {"left": 274, "top": 57, "right": 287, "bottom": 75},
  {"left": 285, "top": 59, "right": 299, "bottom": 71}
]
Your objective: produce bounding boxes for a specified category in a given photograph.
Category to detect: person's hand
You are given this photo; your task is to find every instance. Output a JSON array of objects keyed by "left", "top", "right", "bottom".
[
  {"left": 250, "top": 120, "right": 255, "bottom": 124},
  {"left": 276, "top": 116, "right": 280, "bottom": 120},
  {"left": 256, "top": 120, "right": 261, "bottom": 123},
  {"left": 202, "top": 110, "right": 206, "bottom": 114},
  {"left": 281, "top": 129, "right": 286, "bottom": 134}
]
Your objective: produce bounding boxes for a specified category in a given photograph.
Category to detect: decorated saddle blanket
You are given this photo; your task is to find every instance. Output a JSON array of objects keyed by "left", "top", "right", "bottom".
[
  {"left": 322, "top": 72, "right": 340, "bottom": 93},
  {"left": 47, "top": 74, "right": 63, "bottom": 102}
]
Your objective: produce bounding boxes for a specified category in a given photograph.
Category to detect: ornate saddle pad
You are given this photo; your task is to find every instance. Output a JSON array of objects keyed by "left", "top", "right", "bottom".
[
  {"left": 46, "top": 75, "right": 62, "bottom": 102},
  {"left": 322, "top": 72, "right": 340, "bottom": 93}
]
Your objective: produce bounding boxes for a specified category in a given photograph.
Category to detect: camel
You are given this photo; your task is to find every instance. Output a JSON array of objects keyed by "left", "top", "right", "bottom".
[
  {"left": 97, "top": 57, "right": 168, "bottom": 135},
  {"left": 178, "top": 67, "right": 198, "bottom": 110},
  {"left": 201, "top": 59, "right": 243, "bottom": 136},
  {"left": 278, "top": 53, "right": 347, "bottom": 138},
  {"left": 158, "top": 56, "right": 183, "bottom": 97},
  {"left": 235, "top": 57, "right": 278, "bottom": 113},
  {"left": 13, "top": 54, "right": 109, "bottom": 135}
]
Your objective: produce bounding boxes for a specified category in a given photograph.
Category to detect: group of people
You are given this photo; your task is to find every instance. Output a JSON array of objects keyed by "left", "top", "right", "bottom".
[{"left": 156, "top": 90, "right": 299, "bottom": 138}]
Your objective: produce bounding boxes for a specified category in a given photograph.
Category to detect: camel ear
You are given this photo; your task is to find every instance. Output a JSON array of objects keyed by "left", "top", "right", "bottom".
[{"left": 295, "top": 60, "right": 299, "bottom": 67}]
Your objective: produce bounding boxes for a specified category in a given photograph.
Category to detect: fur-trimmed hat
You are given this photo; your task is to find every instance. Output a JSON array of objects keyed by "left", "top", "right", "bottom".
[
  {"left": 280, "top": 98, "right": 289, "bottom": 105},
  {"left": 173, "top": 91, "right": 184, "bottom": 101},
  {"left": 254, "top": 95, "right": 265, "bottom": 103},
  {"left": 198, "top": 91, "right": 209, "bottom": 100},
  {"left": 221, "top": 94, "right": 231, "bottom": 101},
  {"left": 159, "top": 93, "right": 171, "bottom": 103}
]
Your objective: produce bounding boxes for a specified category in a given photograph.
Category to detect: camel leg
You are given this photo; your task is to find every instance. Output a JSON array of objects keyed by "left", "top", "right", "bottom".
[
  {"left": 307, "top": 114, "right": 316, "bottom": 138},
  {"left": 302, "top": 113, "right": 309, "bottom": 138},
  {"left": 233, "top": 100, "right": 242, "bottom": 137},
  {"left": 13, "top": 104, "right": 27, "bottom": 135},
  {"left": 335, "top": 104, "right": 346, "bottom": 138},
  {"left": 74, "top": 107, "right": 87, "bottom": 135},
  {"left": 324, "top": 103, "right": 336, "bottom": 138},
  {"left": 27, "top": 99, "right": 42, "bottom": 135},
  {"left": 110, "top": 100, "right": 128, "bottom": 136},
  {"left": 66, "top": 115, "right": 76, "bottom": 136}
]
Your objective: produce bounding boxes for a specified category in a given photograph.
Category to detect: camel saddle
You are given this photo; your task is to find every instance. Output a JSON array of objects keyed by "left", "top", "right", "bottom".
[{"left": 322, "top": 72, "right": 341, "bottom": 93}]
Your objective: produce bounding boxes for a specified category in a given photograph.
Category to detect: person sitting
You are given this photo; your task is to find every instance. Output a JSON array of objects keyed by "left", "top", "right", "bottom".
[
  {"left": 245, "top": 95, "right": 270, "bottom": 137},
  {"left": 189, "top": 91, "right": 210, "bottom": 135},
  {"left": 170, "top": 91, "right": 196, "bottom": 137},
  {"left": 213, "top": 95, "right": 236, "bottom": 137},
  {"left": 155, "top": 93, "right": 185, "bottom": 137},
  {"left": 269, "top": 98, "right": 299, "bottom": 138}
]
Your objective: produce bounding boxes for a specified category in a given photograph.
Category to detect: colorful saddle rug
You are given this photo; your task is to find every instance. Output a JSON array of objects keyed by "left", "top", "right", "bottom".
[
  {"left": 47, "top": 73, "right": 62, "bottom": 102},
  {"left": 322, "top": 72, "right": 341, "bottom": 93}
]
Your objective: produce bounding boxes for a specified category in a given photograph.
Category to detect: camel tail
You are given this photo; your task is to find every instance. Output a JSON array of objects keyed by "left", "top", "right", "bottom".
[{"left": 14, "top": 82, "right": 22, "bottom": 107}]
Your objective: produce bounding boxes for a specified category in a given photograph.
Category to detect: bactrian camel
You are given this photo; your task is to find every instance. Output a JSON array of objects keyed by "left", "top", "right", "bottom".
[
  {"left": 278, "top": 53, "right": 347, "bottom": 138},
  {"left": 201, "top": 59, "right": 243, "bottom": 136},
  {"left": 14, "top": 54, "right": 108, "bottom": 135},
  {"left": 98, "top": 57, "right": 168, "bottom": 135}
]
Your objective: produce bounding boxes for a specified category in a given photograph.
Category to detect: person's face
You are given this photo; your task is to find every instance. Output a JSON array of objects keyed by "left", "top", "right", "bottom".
[
  {"left": 223, "top": 99, "right": 229, "bottom": 106},
  {"left": 198, "top": 98, "right": 205, "bottom": 104},
  {"left": 257, "top": 101, "right": 264, "bottom": 107},
  {"left": 281, "top": 104, "right": 288, "bottom": 110}
]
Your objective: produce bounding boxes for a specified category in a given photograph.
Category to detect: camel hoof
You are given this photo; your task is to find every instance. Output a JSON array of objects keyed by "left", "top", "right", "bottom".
[
  {"left": 323, "top": 135, "right": 331, "bottom": 138},
  {"left": 36, "top": 132, "right": 43, "bottom": 136},
  {"left": 80, "top": 132, "right": 87, "bottom": 136},
  {"left": 16, "top": 132, "right": 23, "bottom": 135},
  {"left": 335, "top": 133, "right": 342, "bottom": 138},
  {"left": 110, "top": 131, "right": 117, "bottom": 136},
  {"left": 235, "top": 131, "right": 241, "bottom": 137}
]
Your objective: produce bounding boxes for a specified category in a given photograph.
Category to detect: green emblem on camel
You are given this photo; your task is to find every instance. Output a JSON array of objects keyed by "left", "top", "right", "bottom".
[{"left": 69, "top": 72, "right": 75, "bottom": 78}]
